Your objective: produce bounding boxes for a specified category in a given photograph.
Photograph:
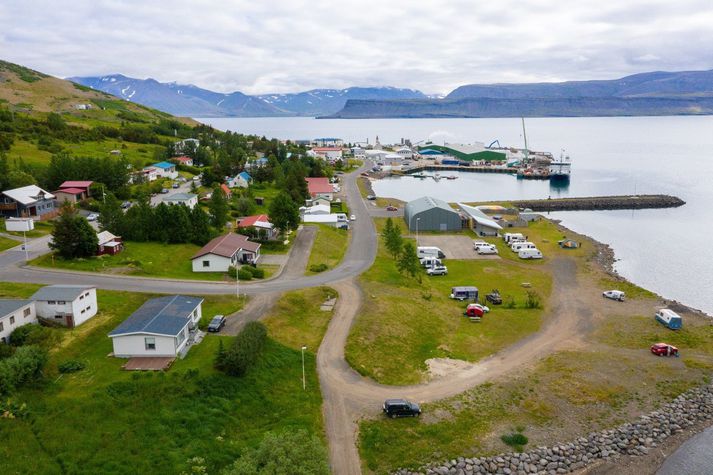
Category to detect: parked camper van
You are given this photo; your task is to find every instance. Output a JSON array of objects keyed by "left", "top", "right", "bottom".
[
  {"left": 450, "top": 286, "right": 478, "bottom": 301},
  {"left": 420, "top": 257, "right": 443, "bottom": 268},
  {"left": 518, "top": 248, "right": 543, "bottom": 259},
  {"left": 504, "top": 233, "right": 525, "bottom": 244},
  {"left": 417, "top": 246, "right": 445, "bottom": 259},
  {"left": 655, "top": 309, "right": 683, "bottom": 330},
  {"left": 511, "top": 241, "right": 536, "bottom": 252}
]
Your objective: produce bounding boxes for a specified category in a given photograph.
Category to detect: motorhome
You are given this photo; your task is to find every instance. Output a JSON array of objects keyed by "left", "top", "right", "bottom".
[
  {"left": 503, "top": 233, "right": 525, "bottom": 243},
  {"left": 420, "top": 257, "right": 443, "bottom": 268},
  {"left": 511, "top": 241, "right": 536, "bottom": 252},
  {"left": 655, "top": 309, "right": 683, "bottom": 330},
  {"left": 518, "top": 248, "right": 543, "bottom": 259},
  {"left": 450, "top": 286, "right": 479, "bottom": 301},
  {"left": 417, "top": 246, "right": 445, "bottom": 259}
]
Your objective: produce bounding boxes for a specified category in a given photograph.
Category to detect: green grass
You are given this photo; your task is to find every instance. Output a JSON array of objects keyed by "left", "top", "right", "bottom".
[
  {"left": 305, "top": 224, "right": 349, "bottom": 275},
  {"left": 263, "top": 287, "right": 337, "bottom": 350},
  {"left": 0, "top": 236, "right": 20, "bottom": 252},
  {"left": 31, "top": 241, "right": 270, "bottom": 282},
  {"left": 249, "top": 182, "right": 283, "bottom": 216},
  {"left": 0, "top": 219, "right": 53, "bottom": 238},
  {"left": 0, "top": 283, "right": 330, "bottom": 474},
  {"left": 598, "top": 277, "right": 658, "bottom": 300},
  {"left": 345, "top": 230, "right": 551, "bottom": 385}
]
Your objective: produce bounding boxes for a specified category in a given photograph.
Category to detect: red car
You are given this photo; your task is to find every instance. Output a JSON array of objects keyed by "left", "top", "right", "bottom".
[
  {"left": 650, "top": 343, "right": 679, "bottom": 357},
  {"left": 386, "top": 205, "right": 398, "bottom": 211}
]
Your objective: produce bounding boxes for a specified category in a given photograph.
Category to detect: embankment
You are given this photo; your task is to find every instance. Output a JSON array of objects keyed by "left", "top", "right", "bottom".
[{"left": 513, "top": 195, "right": 685, "bottom": 212}]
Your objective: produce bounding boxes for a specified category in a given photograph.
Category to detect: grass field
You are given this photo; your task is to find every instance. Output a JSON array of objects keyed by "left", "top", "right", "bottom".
[
  {"left": 0, "top": 219, "right": 54, "bottom": 238},
  {"left": 0, "top": 236, "right": 20, "bottom": 252},
  {"left": 305, "top": 224, "right": 350, "bottom": 275},
  {"left": 345, "top": 225, "right": 551, "bottom": 385},
  {"left": 0, "top": 282, "right": 332, "bottom": 474}
]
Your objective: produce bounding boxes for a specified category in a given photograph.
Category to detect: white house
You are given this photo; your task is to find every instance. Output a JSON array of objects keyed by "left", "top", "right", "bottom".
[
  {"left": 364, "top": 149, "right": 389, "bottom": 162},
  {"left": 351, "top": 147, "right": 366, "bottom": 159},
  {"left": 191, "top": 233, "right": 261, "bottom": 272},
  {"left": 301, "top": 203, "right": 331, "bottom": 215},
  {"left": 0, "top": 300, "right": 37, "bottom": 344},
  {"left": 311, "top": 147, "right": 343, "bottom": 162},
  {"left": 151, "top": 161, "right": 179, "bottom": 180},
  {"left": 313, "top": 138, "right": 344, "bottom": 147},
  {"left": 227, "top": 171, "right": 252, "bottom": 189},
  {"left": 31, "top": 285, "right": 98, "bottom": 328},
  {"left": 163, "top": 193, "right": 198, "bottom": 209},
  {"left": 138, "top": 167, "right": 159, "bottom": 182},
  {"left": 302, "top": 213, "right": 348, "bottom": 228},
  {"left": 236, "top": 214, "right": 278, "bottom": 240},
  {"left": 174, "top": 138, "right": 200, "bottom": 153},
  {"left": 395, "top": 147, "right": 413, "bottom": 159},
  {"left": 108, "top": 295, "right": 204, "bottom": 358}
]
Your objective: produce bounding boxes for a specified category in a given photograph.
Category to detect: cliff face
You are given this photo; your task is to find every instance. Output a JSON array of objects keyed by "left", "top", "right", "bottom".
[{"left": 325, "top": 96, "right": 713, "bottom": 118}]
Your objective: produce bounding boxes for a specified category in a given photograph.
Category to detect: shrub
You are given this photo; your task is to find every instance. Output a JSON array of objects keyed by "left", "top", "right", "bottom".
[
  {"left": 228, "top": 266, "right": 238, "bottom": 278},
  {"left": 525, "top": 291, "right": 542, "bottom": 309},
  {"left": 217, "top": 322, "right": 267, "bottom": 377},
  {"left": 250, "top": 267, "right": 265, "bottom": 279},
  {"left": 0, "top": 399, "right": 29, "bottom": 419},
  {"left": 0, "top": 345, "right": 48, "bottom": 396},
  {"left": 0, "top": 343, "right": 15, "bottom": 359},
  {"left": 504, "top": 296, "right": 516, "bottom": 309},
  {"left": 58, "top": 360, "right": 86, "bottom": 374},
  {"left": 237, "top": 268, "right": 253, "bottom": 280},
  {"left": 309, "top": 263, "right": 328, "bottom": 273},
  {"left": 501, "top": 432, "right": 529, "bottom": 451},
  {"left": 9, "top": 325, "right": 61, "bottom": 350}
]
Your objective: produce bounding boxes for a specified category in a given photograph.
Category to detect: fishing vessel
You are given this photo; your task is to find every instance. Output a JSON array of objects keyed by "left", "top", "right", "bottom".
[{"left": 549, "top": 151, "right": 571, "bottom": 182}]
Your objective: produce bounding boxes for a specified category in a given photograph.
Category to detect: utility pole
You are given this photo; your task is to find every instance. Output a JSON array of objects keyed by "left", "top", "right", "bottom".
[{"left": 301, "top": 346, "right": 307, "bottom": 390}]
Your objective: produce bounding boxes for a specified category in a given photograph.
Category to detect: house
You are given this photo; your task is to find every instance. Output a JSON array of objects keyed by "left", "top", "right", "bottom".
[
  {"left": 351, "top": 146, "right": 366, "bottom": 159},
  {"left": 31, "top": 285, "right": 98, "bottom": 328},
  {"left": 108, "top": 295, "right": 204, "bottom": 359},
  {"left": 395, "top": 147, "right": 413, "bottom": 159},
  {"left": 365, "top": 149, "right": 389, "bottom": 162},
  {"left": 404, "top": 196, "right": 465, "bottom": 232},
  {"left": 306, "top": 196, "right": 331, "bottom": 208},
  {"left": 227, "top": 171, "right": 252, "bottom": 189},
  {"left": 0, "top": 185, "right": 57, "bottom": 220},
  {"left": 301, "top": 203, "right": 331, "bottom": 215},
  {"left": 245, "top": 157, "right": 269, "bottom": 170},
  {"left": 0, "top": 300, "right": 37, "bottom": 344},
  {"left": 305, "top": 177, "right": 334, "bottom": 201},
  {"left": 220, "top": 184, "right": 232, "bottom": 199},
  {"left": 302, "top": 213, "right": 349, "bottom": 229},
  {"left": 163, "top": 193, "right": 198, "bottom": 209},
  {"left": 59, "top": 181, "right": 93, "bottom": 195},
  {"left": 191, "top": 233, "right": 261, "bottom": 272},
  {"left": 151, "top": 161, "right": 179, "bottom": 179},
  {"left": 139, "top": 167, "right": 159, "bottom": 182},
  {"left": 172, "top": 156, "right": 194, "bottom": 167},
  {"left": 311, "top": 147, "right": 343, "bottom": 162},
  {"left": 97, "top": 231, "right": 123, "bottom": 256},
  {"left": 313, "top": 138, "right": 344, "bottom": 147},
  {"left": 457, "top": 203, "right": 503, "bottom": 237},
  {"left": 174, "top": 138, "right": 200, "bottom": 153},
  {"left": 54, "top": 188, "right": 87, "bottom": 204},
  {"left": 236, "top": 214, "right": 278, "bottom": 240}
]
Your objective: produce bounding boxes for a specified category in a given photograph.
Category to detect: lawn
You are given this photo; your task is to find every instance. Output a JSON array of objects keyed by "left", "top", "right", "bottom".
[
  {"left": 305, "top": 224, "right": 350, "bottom": 275},
  {"left": 248, "top": 182, "right": 283, "bottom": 216},
  {"left": 31, "top": 241, "right": 271, "bottom": 282},
  {"left": 0, "top": 236, "right": 20, "bottom": 252},
  {"left": 0, "top": 218, "right": 54, "bottom": 238},
  {"left": 345, "top": 228, "right": 551, "bottom": 386},
  {"left": 0, "top": 282, "right": 332, "bottom": 474}
]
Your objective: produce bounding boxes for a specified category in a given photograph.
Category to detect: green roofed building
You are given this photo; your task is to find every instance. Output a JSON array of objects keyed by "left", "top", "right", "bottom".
[
  {"left": 404, "top": 196, "right": 464, "bottom": 231},
  {"left": 418, "top": 143, "right": 506, "bottom": 162}
]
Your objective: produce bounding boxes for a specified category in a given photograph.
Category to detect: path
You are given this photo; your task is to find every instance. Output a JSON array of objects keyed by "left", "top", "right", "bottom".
[{"left": 656, "top": 425, "right": 713, "bottom": 474}]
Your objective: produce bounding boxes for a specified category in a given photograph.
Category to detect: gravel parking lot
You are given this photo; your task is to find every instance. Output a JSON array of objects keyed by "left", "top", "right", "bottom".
[{"left": 416, "top": 235, "right": 500, "bottom": 260}]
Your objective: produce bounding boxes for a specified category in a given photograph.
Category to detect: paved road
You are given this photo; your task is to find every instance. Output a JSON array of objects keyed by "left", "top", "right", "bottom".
[{"left": 656, "top": 425, "right": 713, "bottom": 475}]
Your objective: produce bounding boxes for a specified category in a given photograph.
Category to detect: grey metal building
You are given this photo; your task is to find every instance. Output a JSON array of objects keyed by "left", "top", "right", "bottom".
[{"left": 404, "top": 196, "right": 463, "bottom": 231}]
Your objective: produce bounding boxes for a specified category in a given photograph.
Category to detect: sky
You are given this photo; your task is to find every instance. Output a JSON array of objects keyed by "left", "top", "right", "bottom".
[{"left": 2, "top": 0, "right": 713, "bottom": 95}]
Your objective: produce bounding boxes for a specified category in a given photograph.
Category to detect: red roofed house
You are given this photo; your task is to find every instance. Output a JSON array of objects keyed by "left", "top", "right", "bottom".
[
  {"left": 236, "top": 214, "right": 278, "bottom": 240},
  {"left": 220, "top": 184, "right": 232, "bottom": 199},
  {"left": 191, "top": 233, "right": 261, "bottom": 272},
  {"left": 173, "top": 156, "right": 194, "bottom": 167},
  {"left": 305, "top": 177, "right": 334, "bottom": 201},
  {"left": 54, "top": 180, "right": 93, "bottom": 203}
]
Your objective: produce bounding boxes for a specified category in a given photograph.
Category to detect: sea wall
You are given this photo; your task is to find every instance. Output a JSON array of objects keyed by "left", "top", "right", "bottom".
[
  {"left": 394, "top": 384, "right": 713, "bottom": 475},
  {"left": 512, "top": 195, "right": 685, "bottom": 212}
]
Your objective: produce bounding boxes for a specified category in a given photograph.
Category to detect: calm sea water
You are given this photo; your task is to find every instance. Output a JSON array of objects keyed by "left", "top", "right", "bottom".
[{"left": 198, "top": 116, "right": 713, "bottom": 314}]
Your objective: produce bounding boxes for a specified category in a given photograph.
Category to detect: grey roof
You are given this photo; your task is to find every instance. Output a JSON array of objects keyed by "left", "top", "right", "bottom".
[
  {"left": 31, "top": 285, "right": 94, "bottom": 302},
  {"left": 108, "top": 295, "right": 203, "bottom": 337},
  {"left": 0, "top": 299, "right": 33, "bottom": 318},
  {"left": 457, "top": 203, "right": 503, "bottom": 230},
  {"left": 164, "top": 193, "right": 197, "bottom": 202},
  {"left": 405, "top": 196, "right": 458, "bottom": 216}
]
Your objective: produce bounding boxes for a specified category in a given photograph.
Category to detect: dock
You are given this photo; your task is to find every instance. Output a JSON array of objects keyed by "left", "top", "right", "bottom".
[
  {"left": 512, "top": 195, "right": 686, "bottom": 212},
  {"left": 400, "top": 164, "right": 515, "bottom": 175}
]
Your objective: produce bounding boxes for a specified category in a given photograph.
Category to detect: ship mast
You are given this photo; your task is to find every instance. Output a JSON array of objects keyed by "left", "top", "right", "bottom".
[{"left": 521, "top": 117, "right": 529, "bottom": 162}]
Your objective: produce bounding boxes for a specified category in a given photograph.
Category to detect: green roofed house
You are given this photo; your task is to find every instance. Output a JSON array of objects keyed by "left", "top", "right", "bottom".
[{"left": 404, "top": 196, "right": 464, "bottom": 232}]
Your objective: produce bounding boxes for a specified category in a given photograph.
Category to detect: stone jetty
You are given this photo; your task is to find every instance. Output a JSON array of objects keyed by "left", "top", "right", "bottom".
[{"left": 513, "top": 195, "right": 685, "bottom": 212}]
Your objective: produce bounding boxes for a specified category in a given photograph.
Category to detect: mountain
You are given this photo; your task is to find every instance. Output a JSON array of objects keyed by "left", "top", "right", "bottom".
[
  {"left": 327, "top": 69, "right": 713, "bottom": 118},
  {"left": 68, "top": 74, "right": 285, "bottom": 117},
  {"left": 257, "top": 87, "right": 426, "bottom": 116}
]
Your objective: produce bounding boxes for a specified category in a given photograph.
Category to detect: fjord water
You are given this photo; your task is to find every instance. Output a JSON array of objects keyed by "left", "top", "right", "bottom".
[{"left": 199, "top": 116, "right": 713, "bottom": 314}]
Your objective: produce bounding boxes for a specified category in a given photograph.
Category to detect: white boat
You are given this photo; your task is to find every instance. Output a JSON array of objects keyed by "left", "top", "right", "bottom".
[{"left": 549, "top": 151, "right": 571, "bottom": 182}]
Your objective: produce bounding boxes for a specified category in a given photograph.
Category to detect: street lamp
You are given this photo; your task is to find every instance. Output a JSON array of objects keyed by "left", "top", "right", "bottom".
[
  {"left": 301, "top": 346, "right": 307, "bottom": 390},
  {"left": 416, "top": 217, "right": 420, "bottom": 246}
]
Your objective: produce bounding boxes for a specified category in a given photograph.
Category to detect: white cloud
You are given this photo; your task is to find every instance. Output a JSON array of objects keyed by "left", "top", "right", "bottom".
[{"left": 1, "top": 0, "right": 712, "bottom": 95}]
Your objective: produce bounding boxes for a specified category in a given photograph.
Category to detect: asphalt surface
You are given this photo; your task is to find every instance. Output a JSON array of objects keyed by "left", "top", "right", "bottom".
[{"left": 656, "top": 425, "right": 713, "bottom": 475}]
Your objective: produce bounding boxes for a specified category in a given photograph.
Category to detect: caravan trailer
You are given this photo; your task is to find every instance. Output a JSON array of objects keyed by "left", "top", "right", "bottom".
[
  {"left": 655, "top": 309, "right": 683, "bottom": 330},
  {"left": 511, "top": 241, "right": 536, "bottom": 252},
  {"left": 417, "top": 246, "right": 446, "bottom": 259},
  {"left": 518, "top": 248, "right": 543, "bottom": 259},
  {"left": 450, "top": 286, "right": 478, "bottom": 301}
]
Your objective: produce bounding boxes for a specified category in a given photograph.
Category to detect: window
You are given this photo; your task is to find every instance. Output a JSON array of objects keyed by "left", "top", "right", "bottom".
[
  {"left": 202, "top": 260, "right": 210, "bottom": 267},
  {"left": 85, "top": 292, "right": 89, "bottom": 297},
  {"left": 86, "top": 306, "right": 91, "bottom": 312},
  {"left": 9, "top": 316, "right": 15, "bottom": 325},
  {"left": 0, "top": 322, "right": 3, "bottom": 332},
  {"left": 80, "top": 295, "right": 84, "bottom": 300},
  {"left": 176, "top": 329, "right": 186, "bottom": 347},
  {"left": 145, "top": 337, "right": 156, "bottom": 351},
  {"left": 48, "top": 300, "right": 56, "bottom": 305},
  {"left": 81, "top": 309, "right": 85, "bottom": 314},
  {"left": 58, "top": 301, "right": 66, "bottom": 305},
  {"left": 54, "top": 315, "right": 63, "bottom": 319},
  {"left": 23, "top": 308, "right": 31, "bottom": 317}
]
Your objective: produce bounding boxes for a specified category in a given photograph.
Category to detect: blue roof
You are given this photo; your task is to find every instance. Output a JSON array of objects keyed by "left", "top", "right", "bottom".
[
  {"left": 256, "top": 157, "right": 269, "bottom": 163},
  {"left": 238, "top": 171, "right": 252, "bottom": 180},
  {"left": 418, "top": 149, "right": 445, "bottom": 155},
  {"left": 108, "top": 295, "right": 203, "bottom": 337},
  {"left": 153, "top": 161, "right": 175, "bottom": 169}
]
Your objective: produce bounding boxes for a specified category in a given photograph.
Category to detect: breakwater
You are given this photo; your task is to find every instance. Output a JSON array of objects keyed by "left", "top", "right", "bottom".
[{"left": 512, "top": 195, "right": 685, "bottom": 212}]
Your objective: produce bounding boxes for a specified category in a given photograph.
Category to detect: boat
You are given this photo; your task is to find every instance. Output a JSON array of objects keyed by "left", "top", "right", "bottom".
[
  {"left": 549, "top": 151, "right": 571, "bottom": 182},
  {"left": 433, "top": 173, "right": 441, "bottom": 181},
  {"left": 445, "top": 175, "right": 458, "bottom": 180}
]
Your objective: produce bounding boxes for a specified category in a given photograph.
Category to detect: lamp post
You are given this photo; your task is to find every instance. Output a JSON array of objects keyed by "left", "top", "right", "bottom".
[
  {"left": 301, "top": 345, "right": 307, "bottom": 390},
  {"left": 416, "top": 217, "right": 420, "bottom": 246}
]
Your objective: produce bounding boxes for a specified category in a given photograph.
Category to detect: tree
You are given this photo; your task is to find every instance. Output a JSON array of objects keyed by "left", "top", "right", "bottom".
[
  {"left": 98, "top": 193, "right": 125, "bottom": 234},
  {"left": 217, "top": 322, "right": 267, "bottom": 377},
  {"left": 7, "top": 170, "right": 35, "bottom": 189},
  {"left": 268, "top": 192, "right": 300, "bottom": 235},
  {"left": 383, "top": 217, "right": 404, "bottom": 259},
  {"left": 209, "top": 185, "right": 229, "bottom": 229},
  {"left": 49, "top": 203, "right": 99, "bottom": 259},
  {"left": 221, "top": 430, "right": 329, "bottom": 475},
  {"left": 190, "top": 206, "right": 213, "bottom": 245},
  {"left": 0, "top": 154, "right": 9, "bottom": 191},
  {"left": 397, "top": 241, "right": 423, "bottom": 283}
]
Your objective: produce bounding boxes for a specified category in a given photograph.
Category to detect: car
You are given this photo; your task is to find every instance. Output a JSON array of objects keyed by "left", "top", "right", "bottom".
[
  {"left": 650, "top": 342, "right": 679, "bottom": 357},
  {"left": 473, "top": 240, "right": 489, "bottom": 250},
  {"left": 172, "top": 183, "right": 180, "bottom": 189},
  {"left": 386, "top": 205, "right": 398, "bottom": 211},
  {"left": 350, "top": 214, "right": 356, "bottom": 221},
  {"left": 383, "top": 399, "right": 421, "bottom": 418},
  {"left": 207, "top": 315, "right": 226, "bottom": 332},
  {"left": 366, "top": 195, "right": 376, "bottom": 200},
  {"left": 426, "top": 265, "right": 448, "bottom": 276},
  {"left": 120, "top": 201, "right": 132, "bottom": 209},
  {"left": 603, "top": 290, "right": 625, "bottom": 301},
  {"left": 477, "top": 245, "right": 498, "bottom": 255},
  {"left": 86, "top": 213, "right": 99, "bottom": 221},
  {"left": 161, "top": 188, "right": 170, "bottom": 194},
  {"left": 486, "top": 289, "right": 502, "bottom": 305}
]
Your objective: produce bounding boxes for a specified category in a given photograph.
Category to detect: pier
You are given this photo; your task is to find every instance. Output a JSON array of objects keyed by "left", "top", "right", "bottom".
[
  {"left": 512, "top": 195, "right": 686, "bottom": 212},
  {"left": 400, "top": 164, "right": 515, "bottom": 175}
]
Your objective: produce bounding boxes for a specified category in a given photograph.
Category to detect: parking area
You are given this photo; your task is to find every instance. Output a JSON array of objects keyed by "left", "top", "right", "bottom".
[{"left": 416, "top": 235, "right": 500, "bottom": 260}]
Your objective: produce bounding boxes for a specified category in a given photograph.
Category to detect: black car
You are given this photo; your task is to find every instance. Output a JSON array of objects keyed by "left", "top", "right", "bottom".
[
  {"left": 207, "top": 315, "right": 226, "bottom": 332},
  {"left": 486, "top": 289, "right": 502, "bottom": 305},
  {"left": 383, "top": 399, "right": 421, "bottom": 418}
]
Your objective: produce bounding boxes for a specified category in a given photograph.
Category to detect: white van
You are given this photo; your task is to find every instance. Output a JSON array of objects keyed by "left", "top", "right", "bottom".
[
  {"left": 417, "top": 246, "right": 445, "bottom": 259},
  {"left": 420, "top": 257, "right": 443, "bottom": 268},
  {"left": 504, "top": 233, "right": 524, "bottom": 243},
  {"left": 518, "top": 248, "right": 543, "bottom": 259},
  {"left": 511, "top": 241, "right": 536, "bottom": 252}
]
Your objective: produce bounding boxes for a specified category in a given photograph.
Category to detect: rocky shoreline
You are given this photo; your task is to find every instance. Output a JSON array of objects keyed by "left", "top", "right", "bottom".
[
  {"left": 512, "top": 195, "right": 685, "bottom": 212},
  {"left": 394, "top": 385, "right": 713, "bottom": 475}
]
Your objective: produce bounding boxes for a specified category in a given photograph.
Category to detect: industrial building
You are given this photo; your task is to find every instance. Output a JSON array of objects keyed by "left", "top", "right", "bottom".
[
  {"left": 458, "top": 203, "right": 503, "bottom": 236},
  {"left": 404, "top": 196, "right": 464, "bottom": 232}
]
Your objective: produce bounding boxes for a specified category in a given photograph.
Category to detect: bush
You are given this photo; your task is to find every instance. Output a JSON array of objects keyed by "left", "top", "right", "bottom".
[
  {"left": 9, "top": 325, "right": 61, "bottom": 349},
  {"left": 216, "top": 322, "right": 267, "bottom": 376},
  {"left": 250, "top": 267, "right": 265, "bottom": 279},
  {"left": 0, "top": 345, "right": 48, "bottom": 396},
  {"left": 525, "top": 291, "right": 542, "bottom": 309},
  {"left": 228, "top": 266, "right": 238, "bottom": 278},
  {"left": 58, "top": 360, "right": 86, "bottom": 374},
  {"left": 309, "top": 263, "right": 328, "bottom": 273},
  {"left": 501, "top": 432, "right": 528, "bottom": 452},
  {"left": 237, "top": 268, "right": 253, "bottom": 280},
  {"left": 0, "top": 343, "right": 16, "bottom": 360}
]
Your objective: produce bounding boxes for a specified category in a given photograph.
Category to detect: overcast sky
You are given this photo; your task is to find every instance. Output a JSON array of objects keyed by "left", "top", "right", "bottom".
[{"left": 2, "top": 0, "right": 713, "bottom": 95}]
